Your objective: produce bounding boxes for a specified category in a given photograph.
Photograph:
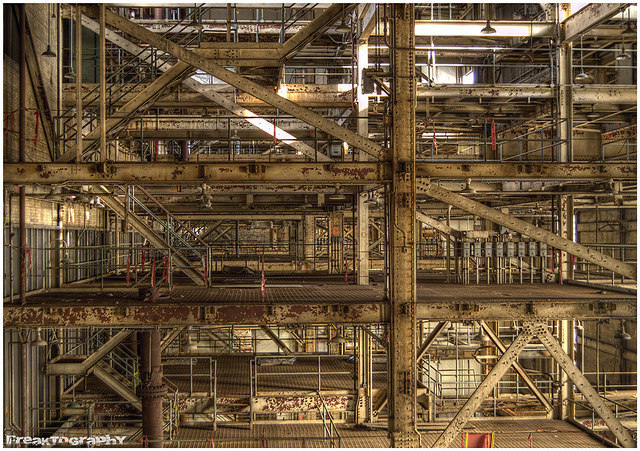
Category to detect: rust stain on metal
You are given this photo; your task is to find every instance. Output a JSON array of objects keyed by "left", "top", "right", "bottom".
[{"left": 330, "top": 166, "right": 376, "bottom": 179}]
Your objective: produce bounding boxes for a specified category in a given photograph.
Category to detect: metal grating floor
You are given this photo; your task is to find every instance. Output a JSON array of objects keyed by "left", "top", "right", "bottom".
[
  {"left": 24, "top": 282, "right": 634, "bottom": 306},
  {"left": 171, "top": 419, "right": 606, "bottom": 448}
]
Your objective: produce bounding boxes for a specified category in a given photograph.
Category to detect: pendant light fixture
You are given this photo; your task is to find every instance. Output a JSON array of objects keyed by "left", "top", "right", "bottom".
[
  {"left": 617, "top": 11, "right": 632, "bottom": 63},
  {"left": 335, "top": 6, "right": 351, "bottom": 34},
  {"left": 481, "top": 19, "right": 496, "bottom": 35},
  {"left": 64, "top": 16, "right": 76, "bottom": 79},
  {"left": 31, "top": 328, "right": 47, "bottom": 347},
  {"left": 42, "top": 4, "right": 57, "bottom": 57},
  {"left": 481, "top": 6, "right": 496, "bottom": 34},
  {"left": 575, "top": 35, "right": 590, "bottom": 81}
]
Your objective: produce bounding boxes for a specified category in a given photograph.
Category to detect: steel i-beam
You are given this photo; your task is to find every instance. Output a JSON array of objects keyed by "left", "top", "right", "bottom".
[
  {"left": 388, "top": 4, "right": 420, "bottom": 448},
  {"left": 433, "top": 323, "right": 535, "bottom": 448},
  {"left": 534, "top": 323, "right": 636, "bottom": 448},
  {"left": 86, "top": 6, "right": 385, "bottom": 160}
]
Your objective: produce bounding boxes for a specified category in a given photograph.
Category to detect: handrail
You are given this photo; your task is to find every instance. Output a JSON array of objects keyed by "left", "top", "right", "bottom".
[
  {"left": 121, "top": 186, "right": 201, "bottom": 259},
  {"left": 316, "top": 391, "right": 341, "bottom": 448},
  {"left": 135, "top": 185, "right": 210, "bottom": 249}
]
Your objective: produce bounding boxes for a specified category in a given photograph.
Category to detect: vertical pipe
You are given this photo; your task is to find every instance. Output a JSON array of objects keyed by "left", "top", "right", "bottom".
[
  {"left": 21, "top": 337, "right": 29, "bottom": 436},
  {"left": 140, "top": 330, "right": 165, "bottom": 448},
  {"left": 75, "top": 4, "right": 83, "bottom": 162},
  {"left": 19, "top": 4, "right": 27, "bottom": 305},
  {"left": 180, "top": 140, "right": 188, "bottom": 161}
]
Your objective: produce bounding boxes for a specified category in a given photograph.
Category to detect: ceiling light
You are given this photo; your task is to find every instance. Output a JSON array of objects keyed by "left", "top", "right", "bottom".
[
  {"left": 67, "top": 400, "right": 82, "bottom": 409},
  {"left": 481, "top": 19, "right": 496, "bottom": 35},
  {"left": 31, "top": 328, "right": 47, "bottom": 347},
  {"left": 182, "top": 334, "right": 199, "bottom": 353},
  {"left": 201, "top": 109, "right": 212, "bottom": 119},
  {"left": 328, "top": 192, "right": 347, "bottom": 202},
  {"left": 473, "top": 329, "right": 491, "bottom": 345},
  {"left": 616, "top": 45, "right": 631, "bottom": 61},
  {"left": 493, "top": 106, "right": 506, "bottom": 117},
  {"left": 574, "top": 71, "right": 590, "bottom": 81},
  {"left": 615, "top": 329, "right": 632, "bottom": 340},
  {"left": 42, "top": 45, "right": 56, "bottom": 58},
  {"left": 460, "top": 178, "right": 476, "bottom": 195},
  {"left": 64, "top": 68, "right": 76, "bottom": 79},
  {"left": 335, "top": 17, "right": 351, "bottom": 34},
  {"left": 586, "top": 111, "right": 599, "bottom": 120},
  {"left": 328, "top": 332, "right": 346, "bottom": 344},
  {"left": 575, "top": 34, "right": 590, "bottom": 82},
  {"left": 328, "top": 185, "right": 347, "bottom": 202}
]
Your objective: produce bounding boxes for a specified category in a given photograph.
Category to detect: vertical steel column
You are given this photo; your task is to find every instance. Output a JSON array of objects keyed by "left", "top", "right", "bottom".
[
  {"left": 558, "top": 4, "right": 572, "bottom": 163},
  {"left": 357, "top": 29, "right": 370, "bottom": 286},
  {"left": 19, "top": 4, "right": 27, "bottom": 305},
  {"left": 75, "top": 5, "right": 83, "bottom": 162},
  {"left": 99, "top": 5, "right": 106, "bottom": 161},
  {"left": 139, "top": 330, "right": 166, "bottom": 448},
  {"left": 388, "top": 4, "right": 419, "bottom": 447},
  {"left": 180, "top": 140, "right": 188, "bottom": 161},
  {"left": 304, "top": 215, "right": 315, "bottom": 265}
]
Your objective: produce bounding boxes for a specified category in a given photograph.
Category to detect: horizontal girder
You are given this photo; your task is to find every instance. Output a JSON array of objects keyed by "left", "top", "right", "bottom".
[{"left": 4, "top": 162, "right": 635, "bottom": 185}]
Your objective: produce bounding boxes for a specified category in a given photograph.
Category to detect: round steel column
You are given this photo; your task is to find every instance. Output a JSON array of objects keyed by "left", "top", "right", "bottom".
[{"left": 139, "top": 330, "right": 166, "bottom": 447}]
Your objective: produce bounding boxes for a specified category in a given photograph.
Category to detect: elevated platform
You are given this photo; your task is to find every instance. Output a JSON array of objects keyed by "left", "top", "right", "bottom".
[{"left": 5, "top": 281, "right": 635, "bottom": 327}]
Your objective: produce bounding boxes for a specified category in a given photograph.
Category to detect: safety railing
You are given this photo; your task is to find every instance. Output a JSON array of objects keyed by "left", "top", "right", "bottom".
[
  {"left": 573, "top": 244, "right": 636, "bottom": 286},
  {"left": 568, "top": 396, "right": 637, "bottom": 447},
  {"left": 316, "top": 391, "right": 342, "bottom": 448},
  {"left": 162, "top": 356, "right": 216, "bottom": 398}
]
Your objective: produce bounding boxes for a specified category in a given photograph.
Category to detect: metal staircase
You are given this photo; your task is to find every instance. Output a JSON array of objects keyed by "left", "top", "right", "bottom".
[{"left": 97, "top": 185, "right": 206, "bottom": 285}]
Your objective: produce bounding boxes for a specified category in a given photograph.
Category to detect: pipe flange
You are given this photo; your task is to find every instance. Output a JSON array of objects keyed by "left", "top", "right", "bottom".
[{"left": 138, "top": 384, "right": 167, "bottom": 398}]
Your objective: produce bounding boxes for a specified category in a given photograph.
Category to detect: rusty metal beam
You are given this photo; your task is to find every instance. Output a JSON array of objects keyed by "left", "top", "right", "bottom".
[
  {"left": 416, "top": 213, "right": 462, "bottom": 240},
  {"left": 562, "top": 3, "right": 629, "bottom": 43},
  {"left": 478, "top": 321, "right": 553, "bottom": 412},
  {"left": 4, "top": 303, "right": 386, "bottom": 327},
  {"left": 4, "top": 296, "right": 636, "bottom": 327},
  {"left": 259, "top": 325, "right": 293, "bottom": 355},
  {"left": 388, "top": 5, "right": 419, "bottom": 447},
  {"left": 65, "top": 83, "right": 637, "bottom": 107},
  {"left": 416, "top": 84, "right": 637, "bottom": 104},
  {"left": 416, "top": 322, "right": 449, "bottom": 362},
  {"left": 79, "top": 13, "right": 323, "bottom": 160},
  {"left": 89, "top": 6, "right": 385, "bottom": 160},
  {"left": 535, "top": 323, "right": 636, "bottom": 448},
  {"left": 418, "top": 182, "right": 636, "bottom": 279},
  {"left": 433, "top": 323, "right": 535, "bottom": 448},
  {"left": 57, "top": 61, "right": 193, "bottom": 162},
  {"left": 7, "top": 162, "right": 635, "bottom": 185},
  {"left": 280, "top": 4, "right": 350, "bottom": 59}
]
